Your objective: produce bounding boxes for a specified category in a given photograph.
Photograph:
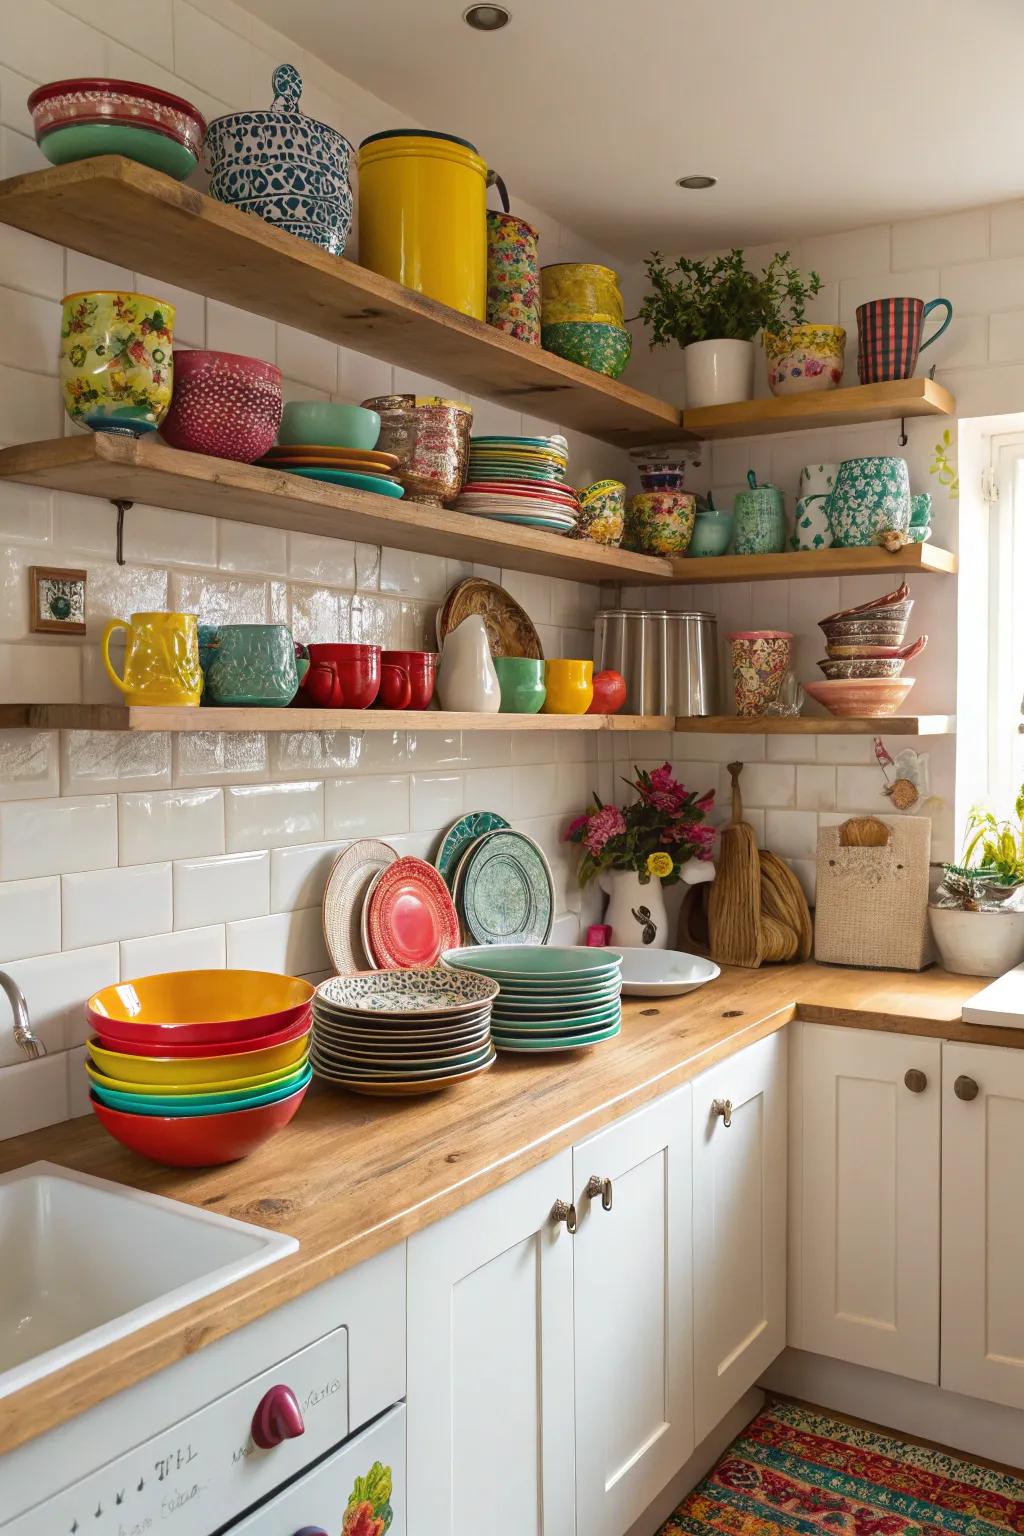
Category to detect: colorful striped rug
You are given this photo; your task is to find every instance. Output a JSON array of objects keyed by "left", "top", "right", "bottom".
[{"left": 657, "top": 1399, "right": 1024, "bottom": 1536}]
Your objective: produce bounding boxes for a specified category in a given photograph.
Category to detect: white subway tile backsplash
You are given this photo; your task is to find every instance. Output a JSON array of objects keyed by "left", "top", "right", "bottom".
[
  {"left": 225, "top": 780, "right": 324, "bottom": 852},
  {"left": 206, "top": 299, "right": 276, "bottom": 361},
  {"left": 0, "top": 224, "right": 63, "bottom": 300},
  {"left": 269, "top": 841, "right": 343, "bottom": 913},
  {"left": 513, "top": 763, "right": 557, "bottom": 819},
  {"left": 173, "top": 850, "right": 270, "bottom": 929},
  {"left": 0, "top": 729, "right": 59, "bottom": 801},
  {"left": 171, "top": 571, "right": 269, "bottom": 625},
  {"left": 764, "top": 809, "right": 818, "bottom": 861},
  {"left": 326, "top": 774, "right": 409, "bottom": 838},
  {"left": 225, "top": 907, "right": 328, "bottom": 975},
  {"left": 0, "top": 943, "right": 118, "bottom": 1064},
  {"left": 990, "top": 201, "right": 1024, "bottom": 259},
  {"left": 0, "top": 480, "right": 51, "bottom": 547},
  {"left": 62, "top": 862, "right": 172, "bottom": 949},
  {"left": 891, "top": 209, "right": 988, "bottom": 271},
  {"left": 0, "top": 794, "right": 116, "bottom": 879},
  {"left": 173, "top": 730, "right": 268, "bottom": 786},
  {"left": 287, "top": 532, "right": 356, "bottom": 587},
  {"left": 60, "top": 731, "right": 172, "bottom": 796},
  {"left": 269, "top": 730, "right": 359, "bottom": 781},
  {"left": 120, "top": 923, "right": 226, "bottom": 978},
  {"left": 118, "top": 786, "right": 224, "bottom": 866},
  {"left": 815, "top": 736, "right": 877, "bottom": 764},
  {"left": 410, "top": 772, "right": 462, "bottom": 833},
  {"left": 462, "top": 766, "right": 514, "bottom": 813},
  {"left": 217, "top": 520, "right": 288, "bottom": 577},
  {"left": 66, "top": 1043, "right": 91, "bottom": 1118},
  {"left": 766, "top": 733, "right": 817, "bottom": 764},
  {"left": 735, "top": 762, "right": 795, "bottom": 808},
  {"left": 0, "top": 876, "right": 60, "bottom": 964},
  {"left": 942, "top": 255, "right": 1024, "bottom": 316},
  {"left": 835, "top": 764, "right": 888, "bottom": 810},
  {"left": 379, "top": 548, "right": 449, "bottom": 601},
  {"left": 0, "top": 641, "right": 81, "bottom": 705},
  {"left": 276, "top": 324, "right": 338, "bottom": 394},
  {"left": 0, "top": 1053, "right": 69, "bottom": 1137},
  {"left": 795, "top": 764, "right": 837, "bottom": 811}
]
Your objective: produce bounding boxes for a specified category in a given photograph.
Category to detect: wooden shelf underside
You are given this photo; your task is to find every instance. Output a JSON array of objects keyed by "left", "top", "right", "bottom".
[
  {"left": 672, "top": 542, "right": 956, "bottom": 582},
  {"left": 682, "top": 378, "right": 955, "bottom": 439}
]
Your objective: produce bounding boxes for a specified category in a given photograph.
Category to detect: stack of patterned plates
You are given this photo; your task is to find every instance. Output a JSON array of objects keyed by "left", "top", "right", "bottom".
[
  {"left": 310, "top": 968, "right": 499, "bottom": 1095},
  {"left": 453, "top": 433, "right": 578, "bottom": 533},
  {"left": 258, "top": 443, "right": 405, "bottom": 498},
  {"left": 443, "top": 945, "right": 622, "bottom": 1052}
]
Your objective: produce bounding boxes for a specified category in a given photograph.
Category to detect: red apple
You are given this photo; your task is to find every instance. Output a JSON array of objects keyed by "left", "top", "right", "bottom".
[{"left": 588, "top": 669, "right": 627, "bottom": 714}]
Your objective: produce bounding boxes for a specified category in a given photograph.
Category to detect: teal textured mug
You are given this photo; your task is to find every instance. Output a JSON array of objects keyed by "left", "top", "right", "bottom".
[
  {"left": 494, "top": 656, "right": 546, "bottom": 713},
  {"left": 202, "top": 623, "right": 299, "bottom": 707},
  {"left": 732, "top": 470, "right": 786, "bottom": 554}
]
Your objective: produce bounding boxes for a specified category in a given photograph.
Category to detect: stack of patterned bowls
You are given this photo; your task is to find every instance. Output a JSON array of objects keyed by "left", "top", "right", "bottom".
[
  {"left": 453, "top": 433, "right": 577, "bottom": 532},
  {"left": 310, "top": 969, "right": 498, "bottom": 1095},
  {"left": 805, "top": 583, "right": 924, "bottom": 718},
  {"left": 443, "top": 946, "right": 623, "bottom": 1053},
  {"left": 28, "top": 77, "right": 206, "bottom": 180},
  {"left": 540, "top": 263, "right": 632, "bottom": 378},
  {"left": 84, "top": 971, "right": 314, "bottom": 1166}
]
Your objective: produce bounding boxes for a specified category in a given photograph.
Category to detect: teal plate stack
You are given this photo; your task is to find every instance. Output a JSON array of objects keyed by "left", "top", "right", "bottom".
[{"left": 443, "top": 945, "right": 622, "bottom": 1052}]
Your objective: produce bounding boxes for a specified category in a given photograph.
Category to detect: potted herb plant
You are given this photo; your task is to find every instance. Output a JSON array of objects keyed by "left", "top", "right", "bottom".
[
  {"left": 929, "top": 789, "right": 1024, "bottom": 976},
  {"left": 565, "top": 764, "right": 716, "bottom": 949},
  {"left": 636, "top": 248, "right": 823, "bottom": 408}
]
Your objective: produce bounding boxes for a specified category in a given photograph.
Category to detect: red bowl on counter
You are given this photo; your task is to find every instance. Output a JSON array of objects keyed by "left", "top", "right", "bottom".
[
  {"left": 90, "top": 1080, "right": 309, "bottom": 1167},
  {"left": 93, "top": 1017, "right": 312, "bottom": 1060},
  {"left": 86, "top": 970, "right": 316, "bottom": 1048},
  {"left": 160, "top": 351, "right": 283, "bottom": 463}
]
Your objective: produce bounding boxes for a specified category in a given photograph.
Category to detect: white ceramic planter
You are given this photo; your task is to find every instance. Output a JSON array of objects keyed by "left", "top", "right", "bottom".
[
  {"left": 928, "top": 904, "right": 1024, "bottom": 978},
  {"left": 682, "top": 338, "right": 755, "bottom": 408}
]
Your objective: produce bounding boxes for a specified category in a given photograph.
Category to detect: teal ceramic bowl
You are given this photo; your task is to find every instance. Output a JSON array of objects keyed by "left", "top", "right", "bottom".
[
  {"left": 443, "top": 945, "right": 623, "bottom": 982},
  {"left": 493, "top": 656, "right": 546, "bottom": 713},
  {"left": 91, "top": 1064, "right": 312, "bottom": 1117},
  {"left": 541, "top": 321, "right": 632, "bottom": 379},
  {"left": 277, "top": 401, "right": 381, "bottom": 451},
  {"left": 39, "top": 123, "right": 198, "bottom": 180},
  {"left": 688, "top": 512, "right": 735, "bottom": 557}
]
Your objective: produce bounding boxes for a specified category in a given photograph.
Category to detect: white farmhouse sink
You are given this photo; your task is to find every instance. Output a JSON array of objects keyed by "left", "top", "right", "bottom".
[{"left": 0, "top": 1161, "right": 298, "bottom": 1398}]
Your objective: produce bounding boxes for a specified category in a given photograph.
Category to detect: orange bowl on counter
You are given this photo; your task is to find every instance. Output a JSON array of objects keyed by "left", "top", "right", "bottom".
[
  {"left": 86, "top": 1023, "right": 311, "bottom": 1081},
  {"left": 87, "top": 969, "right": 316, "bottom": 1048},
  {"left": 89, "top": 1079, "right": 310, "bottom": 1167}
]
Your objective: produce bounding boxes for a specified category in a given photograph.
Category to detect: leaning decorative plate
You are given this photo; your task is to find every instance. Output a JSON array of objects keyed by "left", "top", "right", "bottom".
[
  {"left": 365, "top": 858, "right": 461, "bottom": 969},
  {"left": 435, "top": 810, "right": 511, "bottom": 887},
  {"left": 316, "top": 968, "right": 498, "bottom": 1016},
  {"left": 322, "top": 839, "right": 398, "bottom": 974},
  {"left": 618, "top": 948, "right": 721, "bottom": 997},
  {"left": 460, "top": 830, "right": 554, "bottom": 947},
  {"left": 436, "top": 577, "right": 544, "bottom": 659}
]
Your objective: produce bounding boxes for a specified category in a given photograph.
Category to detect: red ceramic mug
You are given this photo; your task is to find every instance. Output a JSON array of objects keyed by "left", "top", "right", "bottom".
[
  {"left": 300, "top": 643, "right": 380, "bottom": 708},
  {"left": 382, "top": 649, "right": 437, "bottom": 709},
  {"left": 377, "top": 663, "right": 412, "bottom": 709}
]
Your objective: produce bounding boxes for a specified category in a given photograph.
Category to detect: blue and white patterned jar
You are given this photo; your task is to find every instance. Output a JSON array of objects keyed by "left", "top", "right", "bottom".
[
  {"left": 826, "top": 456, "right": 911, "bottom": 547},
  {"left": 205, "top": 64, "right": 353, "bottom": 255}
]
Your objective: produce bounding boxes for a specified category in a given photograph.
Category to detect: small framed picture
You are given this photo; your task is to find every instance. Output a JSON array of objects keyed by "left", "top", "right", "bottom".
[{"left": 30, "top": 566, "right": 87, "bottom": 635}]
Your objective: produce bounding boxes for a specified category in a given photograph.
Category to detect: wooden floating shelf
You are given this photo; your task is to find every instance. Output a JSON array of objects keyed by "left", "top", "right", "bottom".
[
  {"left": 0, "top": 158, "right": 686, "bottom": 449},
  {"left": 677, "top": 714, "right": 956, "bottom": 736},
  {"left": 672, "top": 542, "right": 957, "bottom": 583},
  {"left": 682, "top": 378, "right": 955, "bottom": 440},
  {"left": 0, "top": 435, "right": 674, "bottom": 586}
]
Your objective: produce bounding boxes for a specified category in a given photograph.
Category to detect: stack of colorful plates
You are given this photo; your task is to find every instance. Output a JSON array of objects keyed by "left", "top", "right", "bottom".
[
  {"left": 454, "top": 433, "right": 578, "bottom": 533},
  {"left": 310, "top": 968, "right": 499, "bottom": 1095},
  {"left": 443, "top": 945, "right": 622, "bottom": 1053},
  {"left": 258, "top": 443, "right": 405, "bottom": 498}
]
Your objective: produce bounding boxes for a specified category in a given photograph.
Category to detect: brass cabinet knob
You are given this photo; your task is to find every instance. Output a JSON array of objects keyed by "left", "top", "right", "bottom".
[
  {"left": 954, "top": 1074, "right": 980, "bottom": 1102},
  {"left": 584, "top": 1174, "right": 613, "bottom": 1211},
  {"left": 904, "top": 1068, "right": 928, "bottom": 1093},
  {"left": 550, "top": 1198, "right": 578, "bottom": 1233},
  {"left": 712, "top": 1097, "right": 733, "bottom": 1128}
]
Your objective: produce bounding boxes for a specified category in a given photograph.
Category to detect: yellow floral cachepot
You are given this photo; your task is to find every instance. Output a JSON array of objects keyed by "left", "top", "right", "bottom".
[
  {"left": 59, "top": 290, "right": 175, "bottom": 435},
  {"left": 763, "top": 323, "right": 846, "bottom": 396}
]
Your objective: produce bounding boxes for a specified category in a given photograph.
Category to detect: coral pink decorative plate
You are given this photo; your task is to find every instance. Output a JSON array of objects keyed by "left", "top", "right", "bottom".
[{"left": 365, "top": 858, "right": 460, "bottom": 969}]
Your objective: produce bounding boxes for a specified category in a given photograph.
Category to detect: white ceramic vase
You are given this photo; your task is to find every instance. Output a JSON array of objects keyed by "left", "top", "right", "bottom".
[
  {"left": 682, "top": 339, "right": 755, "bottom": 408},
  {"left": 929, "top": 905, "right": 1024, "bottom": 978},
  {"left": 599, "top": 869, "right": 669, "bottom": 950},
  {"left": 436, "top": 614, "right": 501, "bottom": 713}
]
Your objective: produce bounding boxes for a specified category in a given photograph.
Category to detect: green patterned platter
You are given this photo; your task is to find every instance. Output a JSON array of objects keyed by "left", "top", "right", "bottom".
[
  {"left": 434, "top": 810, "right": 510, "bottom": 888},
  {"left": 460, "top": 830, "right": 554, "bottom": 947}
]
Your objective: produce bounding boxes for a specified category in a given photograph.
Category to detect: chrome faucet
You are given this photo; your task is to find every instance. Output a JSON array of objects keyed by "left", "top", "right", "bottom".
[{"left": 0, "top": 971, "right": 46, "bottom": 1059}]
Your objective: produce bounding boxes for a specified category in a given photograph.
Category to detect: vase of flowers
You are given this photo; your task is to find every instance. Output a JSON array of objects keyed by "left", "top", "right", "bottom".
[{"left": 565, "top": 763, "right": 716, "bottom": 948}]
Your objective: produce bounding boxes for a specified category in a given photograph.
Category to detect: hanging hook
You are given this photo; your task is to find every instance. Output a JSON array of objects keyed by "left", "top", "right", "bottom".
[
  {"left": 897, "top": 417, "right": 908, "bottom": 448},
  {"left": 111, "top": 499, "right": 133, "bottom": 565}
]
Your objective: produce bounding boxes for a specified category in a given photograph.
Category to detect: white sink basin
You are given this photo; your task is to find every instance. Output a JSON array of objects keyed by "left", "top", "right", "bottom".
[{"left": 0, "top": 1161, "right": 297, "bottom": 1398}]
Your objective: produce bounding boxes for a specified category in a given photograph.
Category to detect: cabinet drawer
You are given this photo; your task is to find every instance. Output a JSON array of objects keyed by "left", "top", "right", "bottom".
[
  {"left": 226, "top": 1404, "right": 404, "bottom": 1533},
  {"left": 5, "top": 1327, "right": 349, "bottom": 1536}
]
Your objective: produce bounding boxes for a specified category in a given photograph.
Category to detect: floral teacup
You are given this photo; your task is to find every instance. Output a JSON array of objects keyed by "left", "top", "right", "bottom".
[{"left": 763, "top": 324, "right": 845, "bottom": 396}]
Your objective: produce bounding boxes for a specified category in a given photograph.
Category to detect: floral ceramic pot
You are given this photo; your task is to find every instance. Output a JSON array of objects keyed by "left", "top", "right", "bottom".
[
  {"left": 363, "top": 393, "right": 473, "bottom": 505},
  {"left": 764, "top": 324, "right": 846, "bottom": 395},
  {"left": 60, "top": 290, "right": 175, "bottom": 436},
  {"left": 486, "top": 212, "right": 541, "bottom": 345},
  {"left": 540, "top": 262, "right": 623, "bottom": 325},
  {"left": 205, "top": 65, "right": 353, "bottom": 255},
  {"left": 541, "top": 321, "right": 631, "bottom": 378},
  {"left": 573, "top": 479, "right": 625, "bottom": 545},
  {"left": 629, "top": 491, "right": 696, "bottom": 555},
  {"left": 160, "top": 350, "right": 282, "bottom": 462},
  {"left": 791, "top": 493, "right": 834, "bottom": 550},
  {"left": 827, "top": 455, "right": 911, "bottom": 547},
  {"left": 728, "top": 630, "right": 794, "bottom": 717}
]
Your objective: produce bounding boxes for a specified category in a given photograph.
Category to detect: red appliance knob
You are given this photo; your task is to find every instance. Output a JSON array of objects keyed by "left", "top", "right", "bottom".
[{"left": 251, "top": 1384, "right": 305, "bottom": 1449}]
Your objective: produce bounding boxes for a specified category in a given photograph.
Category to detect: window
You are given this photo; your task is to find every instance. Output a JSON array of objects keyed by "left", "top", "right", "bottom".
[{"left": 984, "top": 432, "right": 1024, "bottom": 816}]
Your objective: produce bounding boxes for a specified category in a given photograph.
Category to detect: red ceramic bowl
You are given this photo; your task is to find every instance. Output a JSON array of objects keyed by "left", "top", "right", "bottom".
[
  {"left": 86, "top": 971, "right": 316, "bottom": 1048},
  {"left": 93, "top": 1017, "right": 311, "bottom": 1061},
  {"left": 28, "top": 78, "right": 206, "bottom": 153},
  {"left": 90, "top": 1081, "right": 309, "bottom": 1167},
  {"left": 382, "top": 650, "right": 437, "bottom": 709},
  {"left": 300, "top": 643, "right": 380, "bottom": 708},
  {"left": 160, "top": 351, "right": 282, "bottom": 463}
]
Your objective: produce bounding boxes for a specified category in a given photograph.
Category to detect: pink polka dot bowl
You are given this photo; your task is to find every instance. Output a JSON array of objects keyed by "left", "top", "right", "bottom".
[{"left": 160, "top": 350, "right": 283, "bottom": 462}]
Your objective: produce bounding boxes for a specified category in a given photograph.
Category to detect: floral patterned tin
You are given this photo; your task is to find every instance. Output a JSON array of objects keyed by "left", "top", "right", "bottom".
[
  {"left": 573, "top": 479, "right": 625, "bottom": 545},
  {"left": 628, "top": 491, "right": 696, "bottom": 555},
  {"left": 827, "top": 456, "right": 911, "bottom": 547},
  {"left": 486, "top": 211, "right": 541, "bottom": 344},
  {"left": 728, "top": 630, "right": 794, "bottom": 717},
  {"left": 763, "top": 324, "right": 846, "bottom": 395},
  {"left": 363, "top": 394, "right": 473, "bottom": 506},
  {"left": 60, "top": 290, "right": 174, "bottom": 436}
]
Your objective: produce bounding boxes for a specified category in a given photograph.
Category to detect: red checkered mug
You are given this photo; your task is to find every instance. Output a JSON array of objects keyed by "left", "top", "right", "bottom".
[{"left": 856, "top": 296, "right": 953, "bottom": 383}]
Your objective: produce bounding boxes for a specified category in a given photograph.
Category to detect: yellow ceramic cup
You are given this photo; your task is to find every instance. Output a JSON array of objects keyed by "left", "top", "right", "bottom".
[
  {"left": 102, "top": 611, "right": 203, "bottom": 706},
  {"left": 541, "top": 658, "right": 594, "bottom": 714},
  {"left": 59, "top": 290, "right": 175, "bottom": 435}
]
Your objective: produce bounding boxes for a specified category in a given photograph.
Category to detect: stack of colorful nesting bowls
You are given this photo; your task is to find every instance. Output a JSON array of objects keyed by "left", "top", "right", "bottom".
[
  {"left": 443, "top": 946, "right": 622, "bottom": 1053},
  {"left": 540, "top": 263, "right": 632, "bottom": 378},
  {"left": 85, "top": 970, "right": 314, "bottom": 1166}
]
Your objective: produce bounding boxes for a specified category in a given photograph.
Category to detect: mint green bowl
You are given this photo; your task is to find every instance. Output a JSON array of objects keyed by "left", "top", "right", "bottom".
[
  {"left": 277, "top": 402, "right": 381, "bottom": 451},
  {"left": 40, "top": 124, "right": 198, "bottom": 181},
  {"left": 91, "top": 1063, "right": 312, "bottom": 1117},
  {"left": 443, "top": 945, "right": 622, "bottom": 981}
]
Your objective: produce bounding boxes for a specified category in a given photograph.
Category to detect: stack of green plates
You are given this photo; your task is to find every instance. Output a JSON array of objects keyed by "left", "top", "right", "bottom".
[{"left": 443, "top": 945, "right": 622, "bottom": 1053}]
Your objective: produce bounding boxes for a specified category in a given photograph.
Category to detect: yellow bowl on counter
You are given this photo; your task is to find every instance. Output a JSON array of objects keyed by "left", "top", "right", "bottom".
[
  {"left": 86, "top": 1030, "right": 311, "bottom": 1086},
  {"left": 85, "top": 1057, "right": 309, "bottom": 1097},
  {"left": 541, "top": 658, "right": 594, "bottom": 714}
]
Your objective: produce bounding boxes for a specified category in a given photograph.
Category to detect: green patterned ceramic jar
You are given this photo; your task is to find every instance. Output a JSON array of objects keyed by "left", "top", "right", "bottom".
[
  {"left": 540, "top": 321, "right": 631, "bottom": 378},
  {"left": 732, "top": 471, "right": 786, "bottom": 555},
  {"left": 827, "top": 456, "right": 911, "bottom": 547},
  {"left": 202, "top": 623, "right": 299, "bottom": 706}
]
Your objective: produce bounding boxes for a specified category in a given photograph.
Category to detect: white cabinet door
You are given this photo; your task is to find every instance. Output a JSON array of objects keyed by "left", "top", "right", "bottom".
[
  {"left": 691, "top": 1029, "right": 787, "bottom": 1442},
  {"left": 941, "top": 1042, "right": 1024, "bottom": 1409},
  {"left": 572, "top": 1084, "right": 693, "bottom": 1536},
  {"left": 791, "top": 1022, "right": 941, "bottom": 1384},
  {"left": 407, "top": 1151, "right": 576, "bottom": 1536}
]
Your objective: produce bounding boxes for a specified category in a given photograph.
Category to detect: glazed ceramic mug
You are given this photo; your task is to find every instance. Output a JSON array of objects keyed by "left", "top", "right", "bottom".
[
  {"left": 382, "top": 649, "right": 436, "bottom": 709},
  {"left": 856, "top": 296, "right": 953, "bottom": 383},
  {"left": 732, "top": 471, "right": 786, "bottom": 554},
  {"left": 300, "top": 643, "right": 381, "bottom": 708},
  {"left": 102, "top": 611, "right": 203, "bottom": 706},
  {"left": 202, "top": 623, "right": 298, "bottom": 707},
  {"left": 728, "top": 631, "right": 794, "bottom": 717},
  {"left": 826, "top": 456, "right": 911, "bottom": 547},
  {"left": 791, "top": 493, "right": 833, "bottom": 551},
  {"left": 494, "top": 656, "right": 546, "bottom": 714},
  {"left": 541, "top": 659, "right": 594, "bottom": 715}
]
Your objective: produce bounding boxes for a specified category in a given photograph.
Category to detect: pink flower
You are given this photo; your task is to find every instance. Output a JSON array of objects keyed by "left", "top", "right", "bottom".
[
  {"left": 688, "top": 822, "right": 717, "bottom": 860},
  {"left": 694, "top": 789, "right": 716, "bottom": 813},
  {"left": 564, "top": 814, "right": 588, "bottom": 841},
  {"left": 583, "top": 805, "right": 625, "bottom": 855},
  {"left": 647, "top": 788, "right": 680, "bottom": 813}
]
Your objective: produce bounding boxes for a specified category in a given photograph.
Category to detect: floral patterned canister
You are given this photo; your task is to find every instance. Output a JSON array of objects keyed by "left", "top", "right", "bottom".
[
  {"left": 827, "top": 455, "right": 911, "bottom": 547},
  {"left": 60, "top": 290, "right": 175, "bottom": 435},
  {"left": 628, "top": 490, "right": 696, "bottom": 554},
  {"left": 728, "top": 630, "right": 794, "bottom": 717},
  {"left": 486, "top": 211, "right": 540, "bottom": 344},
  {"left": 362, "top": 393, "right": 473, "bottom": 505}
]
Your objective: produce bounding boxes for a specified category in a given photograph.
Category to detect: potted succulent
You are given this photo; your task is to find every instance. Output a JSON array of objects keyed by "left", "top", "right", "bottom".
[
  {"left": 636, "top": 249, "right": 823, "bottom": 408},
  {"left": 565, "top": 763, "right": 716, "bottom": 949},
  {"left": 930, "top": 789, "right": 1024, "bottom": 976}
]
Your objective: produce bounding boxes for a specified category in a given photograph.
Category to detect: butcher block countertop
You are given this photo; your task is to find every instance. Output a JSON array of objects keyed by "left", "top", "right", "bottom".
[{"left": 0, "top": 960, "right": 1005, "bottom": 1454}]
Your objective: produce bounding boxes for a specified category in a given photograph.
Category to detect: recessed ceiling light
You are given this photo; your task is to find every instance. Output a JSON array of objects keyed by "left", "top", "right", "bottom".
[
  {"left": 676, "top": 174, "right": 718, "bottom": 190},
  {"left": 463, "top": 4, "right": 511, "bottom": 29}
]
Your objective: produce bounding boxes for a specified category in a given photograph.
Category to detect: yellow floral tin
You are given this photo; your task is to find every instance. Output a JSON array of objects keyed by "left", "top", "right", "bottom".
[{"left": 60, "top": 290, "right": 175, "bottom": 435}]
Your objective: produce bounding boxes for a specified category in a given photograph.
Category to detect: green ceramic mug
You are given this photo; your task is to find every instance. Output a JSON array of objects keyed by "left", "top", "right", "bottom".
[
  {"left": 202, "top": 623, "right": 299, "bottom": 707},
  {"left": 494, "top": 656, "right": 546, "bottom": 713}
]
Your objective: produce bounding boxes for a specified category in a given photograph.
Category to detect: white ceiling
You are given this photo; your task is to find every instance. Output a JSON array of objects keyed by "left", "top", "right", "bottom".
[{"left": 237, "top": 0, "right": 1024, "bottom": 261}]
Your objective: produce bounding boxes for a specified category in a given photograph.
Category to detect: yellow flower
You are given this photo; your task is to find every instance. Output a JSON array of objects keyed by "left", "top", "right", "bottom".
[{"left": 647, "top": 851, "right": 673, "bottom": 879}]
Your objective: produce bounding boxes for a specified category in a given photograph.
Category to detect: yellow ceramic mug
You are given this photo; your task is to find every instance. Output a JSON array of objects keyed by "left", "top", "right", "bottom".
[
  {"left": 541, "top": 658, "right": 594, "bottom": 715},
  {"left": 102, "top": 612, "right": 203, "bottom": 707}
]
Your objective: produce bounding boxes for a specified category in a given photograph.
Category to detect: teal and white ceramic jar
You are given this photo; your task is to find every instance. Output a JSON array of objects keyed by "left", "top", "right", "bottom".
[
  {"left": 827, "top": 456, "right": 911, "bottom": 547},
  {"left": 798, "top": 462, "right": 838, "bottom": 499},
  {"left": 732, "top": 472, "right": 786, "bottom": 555},
  {"left": 792, "top": 493, "right": 833, "bottom": 550}
]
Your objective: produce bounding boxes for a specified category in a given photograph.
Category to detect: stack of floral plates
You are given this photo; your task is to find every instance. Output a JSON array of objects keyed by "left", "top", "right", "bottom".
[
  {"left": 310, "top": 968, "right": 499, "bottom": 1095},
  {"left": 443, "top": 945, "right": 622, "bottom": 1053},
  {"left": 454, "top": 433, "right": 578, "bottom": 533},
  {"left": 258, "top": 443, "right": 405, "bottom": 498}
]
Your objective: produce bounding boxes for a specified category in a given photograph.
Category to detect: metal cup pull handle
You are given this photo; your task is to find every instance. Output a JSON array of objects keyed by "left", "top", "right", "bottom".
[
  {"left": 585, "top": 1174, "right": 613, "bottom": 1211},
  {"left": 712, "top": 1097, "right": 733, "bottom": 1128},
  {"left": 551, "top": 1198, "right": 578, "bottom": 1233}
]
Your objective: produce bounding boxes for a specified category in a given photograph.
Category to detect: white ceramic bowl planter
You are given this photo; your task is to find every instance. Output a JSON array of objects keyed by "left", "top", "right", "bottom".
[
  {"left": 928, "top": 905, "right": 1024, "bottom": 978},
  {"left": 682, "top": 338, "right": 755, "bottom": 408}
]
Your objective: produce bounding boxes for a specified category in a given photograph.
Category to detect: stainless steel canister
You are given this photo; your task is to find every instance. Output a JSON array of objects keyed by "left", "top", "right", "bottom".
[
  {"left": 593, "top": 609, "right": 669, "bottom": 715},
  {"left": 665, "top": 611, "right": 719, "bottom": 717}
]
